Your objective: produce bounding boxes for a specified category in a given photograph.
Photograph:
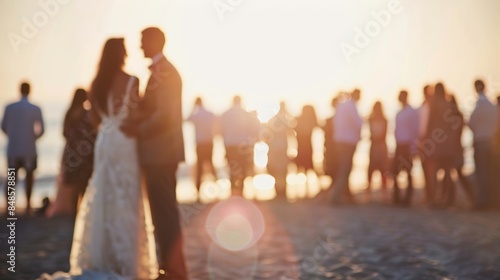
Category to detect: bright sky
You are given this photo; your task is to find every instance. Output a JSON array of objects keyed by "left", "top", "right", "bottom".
[{"left": 1, "top": 0, "right": 500, "bottom": 119}]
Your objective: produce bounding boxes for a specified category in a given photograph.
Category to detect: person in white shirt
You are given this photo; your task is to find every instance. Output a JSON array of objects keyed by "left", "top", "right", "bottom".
[
  {"left": 392, "top": 90, "right": 419, "bottom": 206},
  {"left": 468, "top": 80, "right": 499, "bottom": 209},
  {"left": 186, "top": 97, "right": 217, "bottom": 195},
  {"left": 220, "top": 96, "right": 260, "bottom": 194},
  {"left": 331, "top": 89, "right": 363, "bottom": 205},
  {"left": 2, "top": 82, "right": 45, "bottom": 214}
]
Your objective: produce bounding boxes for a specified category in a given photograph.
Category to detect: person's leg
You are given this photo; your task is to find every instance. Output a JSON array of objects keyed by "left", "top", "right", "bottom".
[
  {"left": 345, "top": 144, "right": 356, "bottom": 203},
  {"left": 392, "top": 171, "right": 400, "bottom": 205},
  {"left": 235, "top": 147, "right": 249, "bottom": 194},
  {"left": 486, "top": 150, "right": 497, "bottom": 207},
  {"left": 381, "top": 170, "right": 388, "bottom": 193},
  {"left": 24, "top": 168, "right": 34, "bottom": 214},
  {"left": 331, "top": 143, "right": 348, "bottom": 203},
  {"left": 374, "top": 170, "right": 387, "bottom": 202},
  {"left": 474, "top": 141, "right": 491, "bottom": 209},
  {"left": 207, "top": 143, "right": 217, "bottom": 180},
  {"left": 428, "top": 160, "right": 439, "bottom": 206},
  {"left": 243, "top": 144, "right": 254, "bottom": 181},
  {"left": 366, "top": 166, "right": 374, "bottom": 202},
  {"left": 25, "top": 157, "right": 38, "bottom": 215},
  {"left": 195, "top": 145, "right": 203, "bottom": 191},
  {"left": 5, "top": 159, "right": 19, "bottom": 214},
  {"left": 492, "top": 153, "right": 500, "bottom": 209},
  {"left": 144, "top": 164, "right": 188, "bottom": 279},
  {"left": 421, "top": 157, "right": 432, "bottom": 204},
  {"left": 275, "top": 167, "right": 287, "bottom": 200},
  {"left": 392, "top": 145, "right": 406, "bottom": 205},
  {"left": 331, "top": 143, "right": 355, "bottom": 204},
  {"left": 443, "top": 168, "right": 455, "bottom": 207},
  {"left": 401, "top": 170, "right": 413, "bottom": 206},
  {"left": 226, "top": 146, "right": 240, "bottom": 193},
  {"left": 456, "top": 168, "right": 475, "bottom": 206}
]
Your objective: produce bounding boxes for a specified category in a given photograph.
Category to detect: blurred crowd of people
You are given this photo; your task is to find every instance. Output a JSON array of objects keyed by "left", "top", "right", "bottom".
[
  {"left": 153, "top": 79, "right": 500, "bottom": 210},
  {"left": 3, "top": 79, "right": 500, "bottom": 216}
]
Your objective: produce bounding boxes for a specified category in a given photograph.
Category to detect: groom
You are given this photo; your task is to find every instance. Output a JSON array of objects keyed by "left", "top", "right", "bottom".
[{"left": 121, "top": 27, "right": 188, "bottom": 280}]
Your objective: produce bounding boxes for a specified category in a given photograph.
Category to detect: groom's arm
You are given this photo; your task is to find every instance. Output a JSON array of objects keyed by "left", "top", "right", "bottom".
[{"left": 138, "top": 68, "right": 182, "bottom": 138}]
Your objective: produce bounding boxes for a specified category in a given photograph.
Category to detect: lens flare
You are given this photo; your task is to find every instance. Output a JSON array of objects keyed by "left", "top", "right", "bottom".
[
  {"left": 205, "top": 197, "right": 265, "bottom": 252},
  {"left": 215, "top": 213, "right": 253, "bottom": 251}
]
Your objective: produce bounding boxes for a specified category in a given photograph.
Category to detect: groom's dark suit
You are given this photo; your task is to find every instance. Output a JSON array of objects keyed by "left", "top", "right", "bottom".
[{"left": 137, "top": 54, "right": 187, "bottom": 279}]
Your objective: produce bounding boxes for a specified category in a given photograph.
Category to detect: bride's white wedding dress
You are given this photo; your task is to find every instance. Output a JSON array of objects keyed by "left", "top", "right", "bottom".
[{"left": 40, "top": 76, "right": 158, "bottom": 280}]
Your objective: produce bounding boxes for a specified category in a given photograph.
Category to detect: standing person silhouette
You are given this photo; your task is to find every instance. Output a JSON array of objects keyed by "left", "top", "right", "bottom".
[
  {"left": 121, "top": 27, "right": 188, "bottom": 279},
  {"left": 392, "top": 90, "right": 419, "bottom": 206},
  {"left": 47, "top": 88, "right": 96, "bottom": 217},
  {"left": 320, "top": 96, "right": 339, "bottom": 199},
  {"left": 331, "top": 89, "right": 363, "bottom": 205},
  {"left": 468, "top": 79, "right": 499, "bottom": 210},
  {"left": 220, "top": 96, "right": 260, "bottom": 195},
  {"left": 446, "top": 95, "right": 475, "bottom": 207},
  {"left": 2, "top": 82, "right": 44, "bottom": 215},
  {"left": 294, "top": 105, "right": 318, "bottom": 176},
  {"left": 186, "top": 97, "right": 217, "bottom": 199},
  {"left": 425, "top": 83, "right": 456, "bottom": 207},
  {"left": 266, "top": 101, "right": 294, "bottom": 200},
  {"left": 366, "top": 101, "right": 389, "bottom": 202},
  {"left": 417, "top": 85, "right": 435, "bottom": 204}
]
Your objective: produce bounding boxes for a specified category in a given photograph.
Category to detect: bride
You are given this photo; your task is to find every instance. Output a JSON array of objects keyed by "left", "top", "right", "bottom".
[{"left": 40, "top": 38, "right": 158, "bottom": 280}]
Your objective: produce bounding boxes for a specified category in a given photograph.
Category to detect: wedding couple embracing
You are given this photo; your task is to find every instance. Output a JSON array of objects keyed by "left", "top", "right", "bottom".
[{"left": 41, "top": 27, "right": 188, "bottom": 280}]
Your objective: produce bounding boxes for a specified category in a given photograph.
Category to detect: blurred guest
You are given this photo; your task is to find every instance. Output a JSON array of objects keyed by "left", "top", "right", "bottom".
[
  {"left": 446, "top": 95, "right": 475, "bottom": 207},
  {"left": 266, "top": 102, "right": 294, "bottom": 200},
  {"left": 2, "top": 82, "right": 44, "bottom": 215},
  {"left": 220, "top": 96, "right": 260, "bottom": 195},
  {"left": 331, "top": 89, "right": 363, "bottom": 205},
  {"left": 425, "top": 84, "right": 456, "bottom": 207},
  {"left": 322, "top": 97, "right": 339, "bottom": 184},
  {"left": 186, "top": 97, "right": 217, "bottom": 196},
  {"left": 392, "top": 90, "right": 419, "bottom": 206},
  {"left": 317, "top": 96, "right": 345, "bottom": 201},
  {"left": 366, "top": 101, "right": 389, "bottom": 201},
  {"left": 294, "top": 105, "right": 318, "bottom": 175},
  {"left": 468, "top": 80, "right": 499, "bottom": 209},
  {"left": 417, "top": 85, "right": 436, "bottom": 204},
  {"left": 47, "top": 89, "right": 96, "bottom": 217}
]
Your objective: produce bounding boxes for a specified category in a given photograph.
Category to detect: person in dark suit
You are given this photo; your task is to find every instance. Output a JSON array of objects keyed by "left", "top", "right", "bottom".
[{"left": 121, "top": 27, "right": 187, "bottom": 280}]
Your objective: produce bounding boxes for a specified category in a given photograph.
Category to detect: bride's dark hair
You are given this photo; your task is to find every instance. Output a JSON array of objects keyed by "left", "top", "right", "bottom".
[{"left": 90, "top": 38, "right": 126, "bottom": 115}]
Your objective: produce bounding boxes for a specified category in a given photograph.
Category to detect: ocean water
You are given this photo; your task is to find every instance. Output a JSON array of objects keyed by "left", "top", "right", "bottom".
[{"left": 0, "top": 100, "right": 475, "bottom": 209}]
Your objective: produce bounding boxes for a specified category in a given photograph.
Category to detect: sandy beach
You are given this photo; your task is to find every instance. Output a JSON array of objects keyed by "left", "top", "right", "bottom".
[{"left": 1, "top": 191, "right": 499, "bottom": 280}]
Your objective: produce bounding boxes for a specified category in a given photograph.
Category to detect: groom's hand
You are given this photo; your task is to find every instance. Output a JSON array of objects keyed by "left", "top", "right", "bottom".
[{"left": 120, "top": 122, "right": 138, "bottom": 138}]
